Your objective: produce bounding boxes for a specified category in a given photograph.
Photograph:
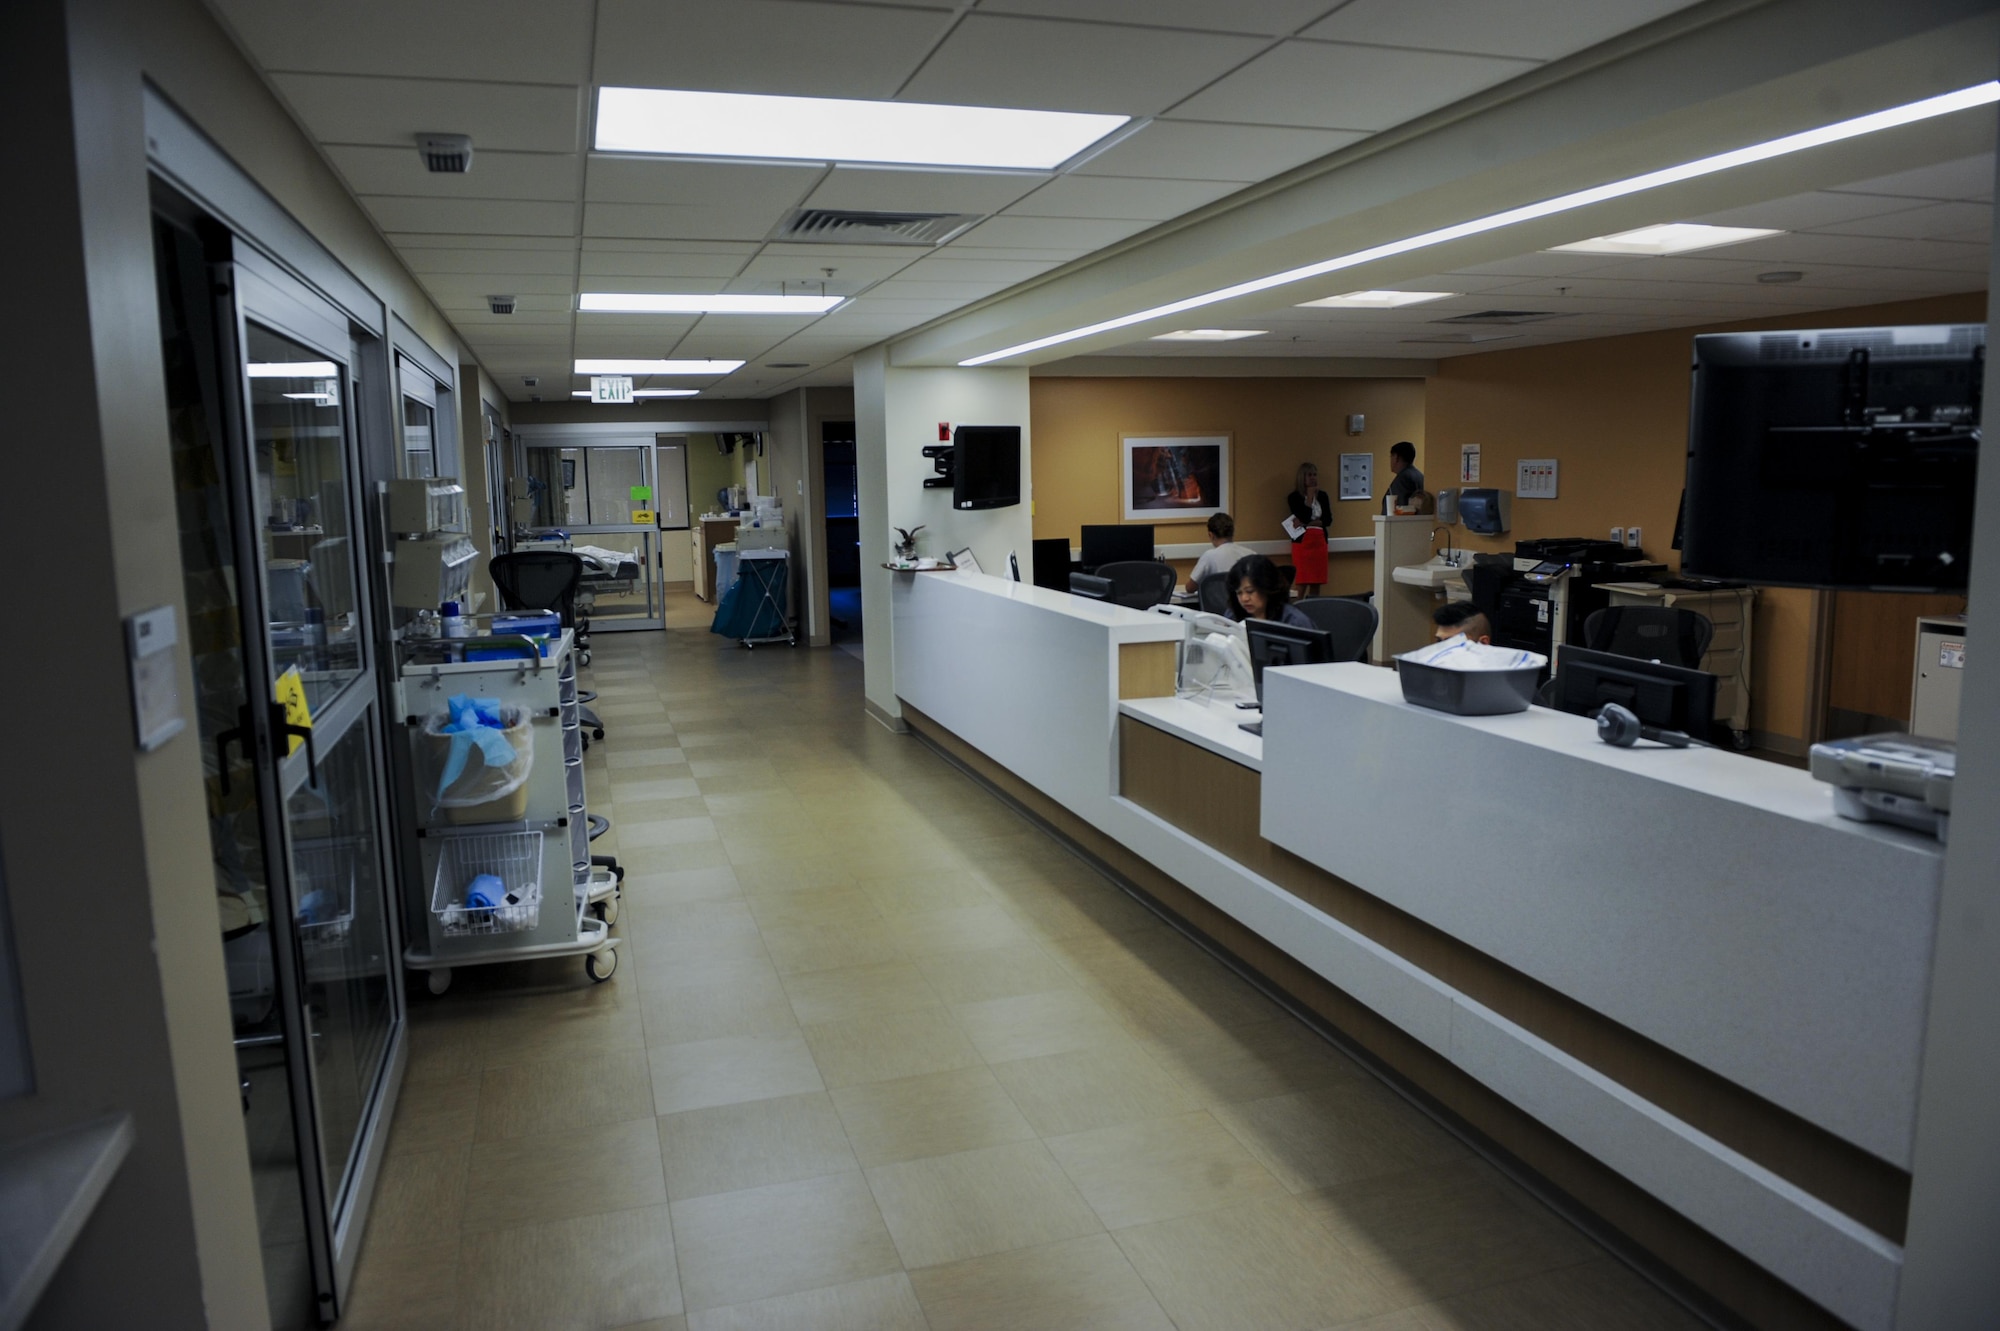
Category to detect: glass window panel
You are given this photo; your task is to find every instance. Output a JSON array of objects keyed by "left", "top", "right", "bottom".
[
  {"left": 401, "top": 397, "right": 436, "bottom": 478},
  {"left": 585, "top": 447, "right": 646, "bottom": 525},
  {"left": 247, "top": 323, "right": 363, "bottom": 713}
]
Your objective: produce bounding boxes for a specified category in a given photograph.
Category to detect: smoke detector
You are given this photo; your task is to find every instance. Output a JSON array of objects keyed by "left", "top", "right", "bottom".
[
  {"left": 488, "top": 294, "right": 517, "bottom": 315},
  {"left": 417, "top": 133, "right": 474, "bottom": 173},
  {"left": 522, "top": 376, "right": 538, "bottom": 388}
]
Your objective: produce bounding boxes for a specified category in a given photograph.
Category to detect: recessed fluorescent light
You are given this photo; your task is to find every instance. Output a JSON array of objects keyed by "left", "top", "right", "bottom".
[
  {"left": 580, "top": 293, "right": 845, "bottom": 315},
  {"left": 1551, "top": 223, "right": 1779, "bottom": 255},
  {"left": 571, "top": 389, "right": 701, "bottom": 398},
  {"left": 573, "top": 359, "right": 744, "bottom": 375},
  {"left": 248, "top": 361, "right": 337, "bottom": 377},
  {"left": 1150, "top": 329, "right": 1266, "bottom": 341},
  {"left": 1298, "top": 290, "right": 1456, "bottom": 309},
  {"left": 596, "top": 86, "right": 1127, "bottom": 171},
  {"left": 282, "top": 392, "right": 337, "bottom": 404},
  {"left": 958, "top": 80, "right": 2000, "bottom": 366}
]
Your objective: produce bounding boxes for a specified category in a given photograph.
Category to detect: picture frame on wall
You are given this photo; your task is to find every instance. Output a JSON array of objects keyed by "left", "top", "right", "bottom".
[{"left": 1121, "top": 434, "right": 1230, "bottom": 523}]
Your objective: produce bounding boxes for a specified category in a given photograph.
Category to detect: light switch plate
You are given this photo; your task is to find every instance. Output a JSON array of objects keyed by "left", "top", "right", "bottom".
[{"left": 1517, "top": 458, "right": 1558, "bottom": 499}]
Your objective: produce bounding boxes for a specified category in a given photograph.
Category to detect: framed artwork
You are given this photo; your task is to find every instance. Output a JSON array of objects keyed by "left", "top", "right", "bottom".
[{"left": 1121, "top": 434, "right": 1230, "bottom": 522}]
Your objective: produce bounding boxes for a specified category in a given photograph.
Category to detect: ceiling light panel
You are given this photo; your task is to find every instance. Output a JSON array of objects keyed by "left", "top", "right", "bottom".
[
  {"left": 580, "top": 293, "right": 844, "bottom": 314},
  {"left": 248, "top": 361, "right": 337, "bottom": 377},
  {"left": 1150, "top": 329, "right": 1266, "bottom": 341},
  {"left": 573, "top": 358, "right": 745, "bottom": 374},
  {"left": 1550, "top": 223, "right": 1782, "bottom": 255},
  {"left": 595, "top": 87, "right": 1127, "bottom": 171},
  {"left": 1299, "top": 290, "right": 1457, "bottom": 308}
]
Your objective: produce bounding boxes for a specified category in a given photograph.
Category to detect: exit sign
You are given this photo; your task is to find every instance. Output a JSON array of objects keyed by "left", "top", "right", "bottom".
[{"left": 591, "top": 375, "right": 634, "bottom": 404}]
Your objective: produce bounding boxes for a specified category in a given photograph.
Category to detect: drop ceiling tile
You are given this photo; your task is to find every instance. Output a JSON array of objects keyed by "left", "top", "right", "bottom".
[
  {"left": 930, "top": 244, "right": 1092, "bottom": 262},
  {"left": 577, "top": 275, "right": 733, "bottom": 294},
  {"left": 1687, "top": 230, "right": 1896, "bottom": 265},
  {"left": 572, "top": 330, "right": 697, "bottom": 356},
  {"left": 583, "top": 202, "right": 790, "bottom": 242},
  {"left": 1829, "top": 155, "right": 1996, "bottom": 203},
  {"left": 388, "top": 232, "right": 579, "bottom": 251},
  {"left": 979, "top": 0, "right": 1338, "bottom": 35},
  {"left": 210, "top": 0, "right": 595, "bottom": 82},
  {"left": 892, "top": 255, "right": 1065, "bottom": 285},
  {"left": 1690, "top": 190, "right": 1931, "bottom": 231},
  {"left": 1170, "top": 40, "right": 1536, "bottom": 130},
  {"left": 439, "top": 293, "right": 576, "bottom": 316},
  {"left": 421, "top": 272, "right": 582, "bottom": 299},
  {"left": 270, "top": 73, "right": 582, "bottom": 153},
  {"left": 834, "top": 297, "right": 965, "bottom": 316},
  {"left": 1809, "top": 201, "right": 1993, "bottom": 241},
  {"left": 404, "top": 248, "right": 580, "bottom": 277},
  {"left": 862, "top": 278, "right": 1014, "bottom": 302},
  {"left": 1445, "top": 251, "right": 1627, "bottom": 278},
  {"left": 585, "top": 156, "right": 821, "bottom": 208},
  {"left": 362, "top": 197, "right": 575, "bottom": 237},
  {"left": 1837, "top": 238, "right": 1990, "bottom": 273},
  {"left": 1006, "top": 174, "right": 1240, "bottom": 219},
  {"left": 1302, "top": 0, "right": 1702, "bottom": 61},
  {"left": 802, "top": 167, "right": 1049, "bottom": 215},
  {"left": 662, "top": 334, "right": 800, "bottom": 359},
  {"left": 325, "top": 145, "right": 582, "bottom": 201},
  {"left": 580, "top": 251, "right": 751, "bottom": 279},
  {"left": 898, "top": 14, "right": 1268, "bottom": 117},
  {"left": 592, "top": 0, "right": 955, "bottom": 98},
  {"left": 736, "top": 253, "right": 918, "bottom": 285},
  {"left": 958, "top": 215, "right": 1152, "bottom": 250}
]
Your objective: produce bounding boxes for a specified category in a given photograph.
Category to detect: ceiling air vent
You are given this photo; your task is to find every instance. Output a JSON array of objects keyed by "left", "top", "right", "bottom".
[
  {"left": 1400, "top": 332, "right": 1519, "bottom": 345},
  {"left": 1431, "top": 309, "right": 1570, "bottom": 326},
  {"left": 417, "top": 133, "right": 474, "bottom": 173},
  {"left": 773, "top": 208, "right": 983, "bottom": 247},
  {"left": 488, "top": 295, "right": 517, "bottom": 315}
]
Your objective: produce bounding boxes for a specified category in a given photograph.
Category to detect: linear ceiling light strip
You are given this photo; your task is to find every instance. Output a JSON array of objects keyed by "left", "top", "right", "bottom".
[{"left": 959, "top": 82, "right": 2000, "bottom": 366}]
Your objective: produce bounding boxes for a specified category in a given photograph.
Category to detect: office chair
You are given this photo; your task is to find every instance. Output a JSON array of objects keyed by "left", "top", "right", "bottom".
[
  {"left": 489, "top": 552, "right": 605, "bottom": 741},
  {"left": 1095, "top": 560, "right": 1177, "bottom": 610},
  {"left": 1197, "top": 572, "right": 1232, "bottom": 615},
  {"left": 1582, "top": 606, "right": 1713, "bottom": 668},
  {"left": 1293, "top": 597, "right": 1379, "bottom": 662}
]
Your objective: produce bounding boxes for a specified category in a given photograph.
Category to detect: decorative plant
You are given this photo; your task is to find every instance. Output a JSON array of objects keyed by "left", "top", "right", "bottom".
[{"left": 893, "top": 525, "right": 925, "bottom": 560}]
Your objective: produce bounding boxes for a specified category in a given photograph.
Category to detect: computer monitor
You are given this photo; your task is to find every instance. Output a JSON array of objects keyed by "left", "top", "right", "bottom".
[
  {"left": 1069, "top": 572, "right": 1113, "bottom": 601},
  {"left": 1081, "top": 524, "right": 1154, "bottom": 570},
  {"left": 1553, "top": 644, "right": 1717, "bottom": 742},
  {"left": 1032, "top": 537, "right": 1072, "bottom": 591},
  {"left": 1245, "top": 618, "right": 1334, "bottom": 704}
]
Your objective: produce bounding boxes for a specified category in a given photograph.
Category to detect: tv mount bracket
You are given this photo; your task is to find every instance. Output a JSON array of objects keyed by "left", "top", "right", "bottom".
[{"left": 922, "top": 443, "right": 955, "bottom": 490}]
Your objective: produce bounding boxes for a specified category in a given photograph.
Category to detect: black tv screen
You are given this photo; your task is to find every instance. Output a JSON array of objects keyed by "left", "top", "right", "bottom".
[
  {"left": 953, "top": 425, "right": 1021, "bottom": 510},
  {"left": 1683, "top": 324, "right": 1983, "bottom": 591}
]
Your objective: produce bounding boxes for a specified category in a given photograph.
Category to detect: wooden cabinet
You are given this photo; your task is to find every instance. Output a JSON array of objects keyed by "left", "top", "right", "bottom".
[{"left": 692, "top": 517, "right": 738, "bottom": 601}]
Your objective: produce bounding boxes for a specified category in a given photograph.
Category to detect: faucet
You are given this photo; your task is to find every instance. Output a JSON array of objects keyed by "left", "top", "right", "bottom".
[{"left": 1431, "top": 526, "right": 1459, "bottom": 566}]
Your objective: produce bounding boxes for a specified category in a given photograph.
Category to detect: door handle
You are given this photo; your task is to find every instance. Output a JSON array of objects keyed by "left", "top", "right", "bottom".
[
  {"left": 213, "top": 704, "right": 252, "bottom": 795},
  {"left": 270, "top": 702, "right": 320, "bottom": 787}
]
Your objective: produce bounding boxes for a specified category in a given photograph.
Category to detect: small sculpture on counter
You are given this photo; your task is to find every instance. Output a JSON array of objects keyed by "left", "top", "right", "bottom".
[{"left": 893, "top": 525, "right": 925, "bottom": 560}]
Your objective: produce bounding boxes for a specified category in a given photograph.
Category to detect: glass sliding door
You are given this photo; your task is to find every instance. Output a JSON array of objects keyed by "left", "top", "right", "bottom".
[
  {"left": 153, "top": 201, "right": 402, "bottom": 1325},
  {"left": 526, "top": 439, "right": 665, "bottom": 630}
]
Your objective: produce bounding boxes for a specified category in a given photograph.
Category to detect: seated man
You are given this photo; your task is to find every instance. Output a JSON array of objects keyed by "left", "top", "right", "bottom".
[
  {"left": 1185, "top": 511, "right": 1254, "bottom": 593},
  {"left": 1433, "top": 601, "right": 1492, "bottom": 644}
]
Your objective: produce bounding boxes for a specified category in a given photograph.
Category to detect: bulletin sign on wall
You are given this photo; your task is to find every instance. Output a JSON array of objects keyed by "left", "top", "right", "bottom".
[{"left": 1338, "top": 452, "right": 1373, "bottom": 501}]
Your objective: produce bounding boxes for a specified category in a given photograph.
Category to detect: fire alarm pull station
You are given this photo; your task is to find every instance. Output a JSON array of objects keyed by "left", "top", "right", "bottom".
[{"left": 938, "top": 422, "right": 951, "bottom": 441}]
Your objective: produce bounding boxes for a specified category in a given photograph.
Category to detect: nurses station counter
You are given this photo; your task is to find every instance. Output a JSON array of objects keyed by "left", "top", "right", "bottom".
[{"left": 891, "top": 569, "right": 1941, "bottom": 1331}]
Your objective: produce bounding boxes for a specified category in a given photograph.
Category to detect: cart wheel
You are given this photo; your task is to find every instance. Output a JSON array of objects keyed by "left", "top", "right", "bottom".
[
  {"left": 592, "top": 727, "right": 605, "bottom": 740},
  {"left": 426, "top": 968, "right": 453, "bottom": 996},
  {"left": 593, "top": 894, "right": 620, "bottom": 926},
  {"left": 585, "top": 948, "right": 618, "bottom": 983}
]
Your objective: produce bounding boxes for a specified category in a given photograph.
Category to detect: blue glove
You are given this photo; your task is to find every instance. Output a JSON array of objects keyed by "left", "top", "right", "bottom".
[
  {"left": 435, "top": 696, "right": 518, "bottom": 795},
  {"left": 465, "top": 873, "right": 507, "bottom": 911}
]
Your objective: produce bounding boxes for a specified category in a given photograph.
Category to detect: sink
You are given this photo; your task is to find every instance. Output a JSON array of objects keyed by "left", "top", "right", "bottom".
[{"left": 1392, "top": 558, "right": 1470, "bottom": 588}]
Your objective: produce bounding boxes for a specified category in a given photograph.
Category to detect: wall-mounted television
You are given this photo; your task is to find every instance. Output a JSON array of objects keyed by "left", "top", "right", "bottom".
[
  {"left": 953, "top": 425, "right": 1021, "bottom": 511},
  {"left": 1683, "top": 324, "right": 1983, "bottom": 591}
]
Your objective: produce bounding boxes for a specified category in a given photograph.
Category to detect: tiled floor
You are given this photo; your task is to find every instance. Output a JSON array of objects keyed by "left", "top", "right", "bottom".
[{"left": 342, "top": 592, "right": 1706, "bottom": 1331}]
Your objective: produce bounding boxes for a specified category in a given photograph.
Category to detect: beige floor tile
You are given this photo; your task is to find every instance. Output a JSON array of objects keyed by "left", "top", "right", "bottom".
[
  {"left": 1210, "top": 1080, "right": 1471, "bottom": 1193},
  {"left": 1004, "top": 879, "right": 1164, "bottom": 940},
  {"left": 476, "top": 1049, "right": 655, "bottom": 1142},
  {"left": 951, "top": 987, "right": 1129, "bottom": 1063},
  {"left": 854, "top": 869, "right": 995, "bottom": 916},
  {"left": 1423, "top": 1258, "right": 1707, "bottom": 1329},
  {"left": 728, "top": 859, "right": 855, "bottom": 895},
  {"left": 802, "top": 1004, "right": 983, "bottom": 1089},
  {"left": 620, "top": 841, "right": 734, "bottom": 874},
  {"left": 781, "top": 960, "right": 940, "bottom": 1026},
  {"left": 621, "top": 816, "right": 721, "bottom": 847},
  {"left": 1112, "top": 1195, "right": 1398, "bottom": 1331},
  {"left": 829, "top": 1066, "right": 1037, "bottom": 1167},
  {"left": 387, "top": 1072, "right": 479, "bottom": 1156},
  {"left": 612, "top": 795, "right": 712, "bottom": 824},
  {"left": 605, "top": 745, "right": 690, "bottom": 770},
  {"left": 340, "top": 1234, "right": 459, "bottom": 1331},
  {"left": 1046, "top": 1109, "right": 1287, "bottom": 1229},
  {"left": 670, "top": 1172, "right": 901, "bottom": 1313},
  {"left": 908, "top": 1232, "right": 1176, "bottom": 1331},
  {"left": 1137, "top": 1017, "right": 1366, "bottom": 1107},
  {"left": 624, "top": 864, "right": 740, "bottom": 906},
  {"left": 698, "top": 771, "right": 794, "bottom": 797},
  {"left": 627, "top": 897, "right": 762, "bottom": 944},
  {"left": 915, "top": 941, "right": 1075, "bottom": 1006},
  {"left": 453, "top": 1204, "right": 681, "bottom": 1330},
  {"left": 988, "top": 1039, "right": 1203, "bottom": 1137},
  {"left": 659, "top": 1090, "right": 857, "bottom": 1200},
  {"left": 866, "top": 1138, "right": 1104, "bottom": 1269},
  {"left": 745, "top": 886, "right": 883, "bottom": 932},
  {"left": 639, "top": 968, "right": 799, "bottom": 1046},
  {"left": 461, "top": 1116, "right": 665, "bottom": 1234},
  {"left": 685, "top": 1272, "right": 928, "bottom": 1331},
  {"left": 885, "top": 903, "right": 1030, "bottom": 956},
  {"left": 625, "top": 924, "right": 771, "bottom": 973},
  {"left": 1295, "top": 1159, "right": 1599, "bottom": 1305},
  {"left": 365, "top": 1145, "right": 470, "bottom": 1251},
  {"left": 761, "top": 917, "right": 906, "bottom": 976},
  {"left": 403, "top": 1004, "right": 488, "bottom": 1085},
  {"left": 724, "top": 833, "right": 833, "bottom": 864},
  {"left": 611, "top": 776, "right": 704, "bottom": 802},
  {"left": 650, "top": 1031, "right": 826, "bottom": 1115}
]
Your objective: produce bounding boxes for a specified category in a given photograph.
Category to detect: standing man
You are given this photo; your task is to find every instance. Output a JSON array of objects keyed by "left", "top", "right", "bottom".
[{"left": 1385, "top": 441, "right": 1425, "bottom": 513}]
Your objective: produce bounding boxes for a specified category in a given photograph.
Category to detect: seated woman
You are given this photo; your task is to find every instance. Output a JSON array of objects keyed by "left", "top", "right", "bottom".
[{"left": 1229, "top": 554, "right": 1315, "bottom": 629}]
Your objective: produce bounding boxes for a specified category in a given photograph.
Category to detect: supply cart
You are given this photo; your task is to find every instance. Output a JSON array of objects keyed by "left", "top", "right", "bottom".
[{"left": 394, "top": 628, "right": 621, "bottom": 993}]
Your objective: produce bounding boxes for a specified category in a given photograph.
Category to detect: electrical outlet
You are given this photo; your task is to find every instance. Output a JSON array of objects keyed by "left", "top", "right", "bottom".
[
  {"left": 1625, "top": 526, "right": 1642, "bottom": 548},
  {"left": 1609, "top": 527, "right": 1624, "bottom": 545}
]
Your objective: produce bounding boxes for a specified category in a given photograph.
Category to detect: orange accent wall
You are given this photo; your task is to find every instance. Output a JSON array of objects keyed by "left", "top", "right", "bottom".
[{"left": 1029, "top": 375, "right": 1427, "bottom": 594}]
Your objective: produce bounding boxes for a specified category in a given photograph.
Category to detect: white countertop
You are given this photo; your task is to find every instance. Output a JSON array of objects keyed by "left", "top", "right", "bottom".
[
  {"left": 909, "top": 570, "right": 1187, "bottom": 643},
  {"left": 1120, "top": 696, "right": 1264, "bottom": 771}
]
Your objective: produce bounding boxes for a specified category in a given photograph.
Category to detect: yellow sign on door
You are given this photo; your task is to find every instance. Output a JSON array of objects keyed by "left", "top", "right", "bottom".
[
  {"left": 631, "top": 509, "right": 656, "bottom": 525},
  {"left": 273, "top": 665, "right": 312, "bottom": 754}
]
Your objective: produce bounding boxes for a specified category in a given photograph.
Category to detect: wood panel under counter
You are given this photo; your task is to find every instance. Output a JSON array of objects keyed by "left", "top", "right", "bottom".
[{"left": 692, "top": 515, "right": 737, "bottom": 601}]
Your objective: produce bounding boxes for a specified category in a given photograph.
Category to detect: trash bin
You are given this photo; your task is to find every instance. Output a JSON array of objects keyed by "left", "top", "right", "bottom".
[
  {"left": 417, "top": 701, "right": 535, "bottom": 824},
  {"left": 713, "top": 543, "right": 739, "bottom": 598}
]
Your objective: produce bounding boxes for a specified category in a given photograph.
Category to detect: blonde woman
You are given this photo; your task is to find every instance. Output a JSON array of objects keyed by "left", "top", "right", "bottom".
[{"left": 1285, "top": 462, "right": 1331, "bottom": 597}]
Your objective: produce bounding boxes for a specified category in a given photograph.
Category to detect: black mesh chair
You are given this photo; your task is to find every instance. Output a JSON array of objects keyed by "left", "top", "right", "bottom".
[
  {"left": 1197, "top": 573, "right": 1232, "bottom": 615},
  {"left": 1096, "top": 560, "right": 1177, "bottom": 610},
  {"left": 1583, "top": 605, "right": 1713, "bottom": 668},
  {"left": 1293, "top": 597, "right": 1379, "bottom": 662},
  {"left": 490, "top": 552, "right": 604, "bottom": 740}
]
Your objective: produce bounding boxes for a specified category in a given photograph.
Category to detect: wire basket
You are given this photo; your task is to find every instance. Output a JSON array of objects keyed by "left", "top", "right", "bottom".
[
  {"left": 293, "top": 837, "right": 360, "bottom": 953},
  {"left": 429, "top": 829, "right": 544, "bottom": 937}
]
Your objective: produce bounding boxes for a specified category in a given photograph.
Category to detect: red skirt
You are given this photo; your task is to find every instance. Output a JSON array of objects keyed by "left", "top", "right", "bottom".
[{"left": 1292, "top": 526, "right": 1329, "bottom": 584}]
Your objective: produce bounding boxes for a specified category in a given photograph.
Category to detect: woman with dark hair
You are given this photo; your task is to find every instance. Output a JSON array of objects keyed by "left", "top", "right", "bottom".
[
  {"left": 1285, "top": 461, "right": 1332, "bottom": 596},
  {"left": 1229, "top": 554, "right": 1314, "bottom": 628}
]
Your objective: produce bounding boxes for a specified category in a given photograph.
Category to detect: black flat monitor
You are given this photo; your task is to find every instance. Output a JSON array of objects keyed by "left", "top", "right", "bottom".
[
  {"left": 1683, "top": 323, "right": 1982, "bottom": 591},
  {"left": 1069, "top": 572, "right": 1113, "bottom": 601},
  {"left": 1245, "top": 618, "right": 1334, "bottom": 704},
  {"left": 1032, "top": 537, "right": 1073, "bottom": 592},
  {"left": 1554, "top": 644, "right": 1717, "bottom": 742},
  {"left": 1081, "top": 524, "right": 1153, "bottom": 571},
  {"left": 952, "top": 425, "right": 1021, "bottom": 510}
]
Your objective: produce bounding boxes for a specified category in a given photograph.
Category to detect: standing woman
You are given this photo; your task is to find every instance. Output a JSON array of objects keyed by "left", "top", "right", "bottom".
[{"left": 1286, "top": 462, "right": 1332, "bottom": 597}]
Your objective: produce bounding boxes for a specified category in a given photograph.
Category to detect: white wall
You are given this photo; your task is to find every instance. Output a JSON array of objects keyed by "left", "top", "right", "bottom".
[{"left": 855, "top": 352, "right": 1032, "bottom": 722}]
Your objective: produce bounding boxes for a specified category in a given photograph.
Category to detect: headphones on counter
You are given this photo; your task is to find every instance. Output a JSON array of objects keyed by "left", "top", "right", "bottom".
[{"left": 1595, "top": 703, "right": 1707, "bottom": 750}]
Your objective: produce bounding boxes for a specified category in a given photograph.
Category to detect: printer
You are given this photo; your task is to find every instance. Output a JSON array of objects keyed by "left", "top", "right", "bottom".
[{"left": 1470, "top": 538, "right": 1661, "bottom": 663}]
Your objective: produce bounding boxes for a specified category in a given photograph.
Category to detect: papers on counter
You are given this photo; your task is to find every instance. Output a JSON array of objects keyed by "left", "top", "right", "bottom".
[{"left": 1400, "top": 635, "right": 1547, "bottom": 672}]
